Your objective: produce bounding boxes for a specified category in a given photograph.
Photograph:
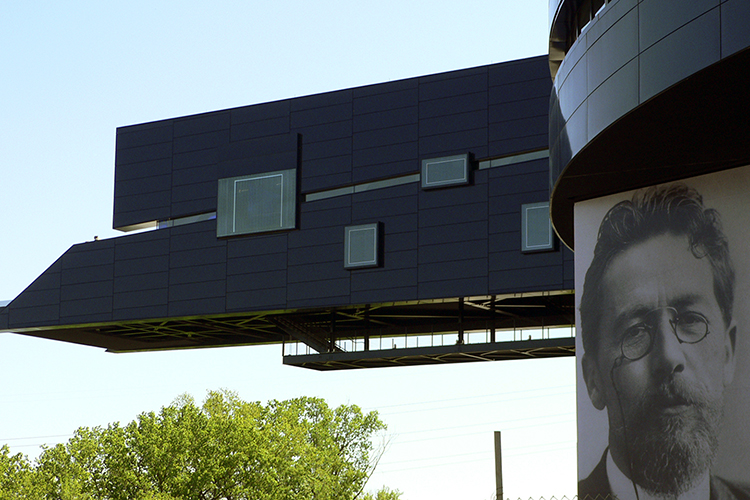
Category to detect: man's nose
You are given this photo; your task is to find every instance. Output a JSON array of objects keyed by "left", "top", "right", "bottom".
[{"left": 649, "top": 315, "right": 686, "bottom": 376}]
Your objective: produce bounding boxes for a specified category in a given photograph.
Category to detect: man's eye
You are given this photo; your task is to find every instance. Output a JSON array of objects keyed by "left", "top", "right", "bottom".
[
  {"left": 679, "top": 312, "right": 704, "bottom": 325},
  {"left": 677, "top": 311, "right": 709, "bottom": 335},
  {"left": 620, "top": 323, "right": 654, "bottom": 359},
  {"left": 624, "top": 324, "right": 650, "bottom": 338},
  {"left": 621, "top": 324, "right": 651, "bottom": 350}
]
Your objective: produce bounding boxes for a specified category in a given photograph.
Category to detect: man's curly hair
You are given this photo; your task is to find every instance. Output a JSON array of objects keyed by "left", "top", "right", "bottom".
[{"left": 579, "top": 183, "right": 735, "bottom": 355}]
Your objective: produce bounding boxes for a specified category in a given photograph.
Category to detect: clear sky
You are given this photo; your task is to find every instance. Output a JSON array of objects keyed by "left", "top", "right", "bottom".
[{"left": 0, "top": 2, "right": 576, "bottom": 499}]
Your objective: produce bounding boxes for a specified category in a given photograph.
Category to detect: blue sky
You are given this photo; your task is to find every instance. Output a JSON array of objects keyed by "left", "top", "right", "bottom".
[{"left": 0, "top": 2, "right": 576, "bottom": 499}]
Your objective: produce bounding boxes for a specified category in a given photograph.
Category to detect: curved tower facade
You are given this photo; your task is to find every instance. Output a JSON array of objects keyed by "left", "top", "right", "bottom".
[{"left": 549, "top": 0, "right": 750, "bottom": 246}]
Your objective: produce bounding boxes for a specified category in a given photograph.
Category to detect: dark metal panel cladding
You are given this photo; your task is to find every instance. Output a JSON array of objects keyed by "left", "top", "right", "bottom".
[
  {"left": 639, "top": 8, "right": 720, "bottom": 102},
  {"left": 354, "top": 123, "right": 418, "bottom": 151},
  {"left": 58, "top": 240, "right": 115, "bottom": 324},
  {"left": 226, "top": 233, "right": 289, "bottom": 312},
  {"left": 490, "top": 247, "right": 564, "bottom": 274},
  {"left": 489, "top": 76, "right": 552, "bottom": 106},
  {"left": 489, "top": 55, "right": 551, "bottom": 86},
  {"left": 488, "top": 135, "right": 548, "bottom": 159},
  {"left": 168, "top": 296, "right": 226, "bottom": 317},
  {"left": 352, "top": 143, "right": 418, "bottom": 182},
  {"left": 115, "top": 122, "right": 173, "bottom": 149},
  {"left": 350, "top": 269, "right": 419, "bottom": 304},
  {"left": 113, "top": 150, "right": 173, "bottom": 230},
  {"left": 219, "top": 133, "right": 300, "bottom": 176},
  {"left": 488, "top": 59, "right": 551, "bottom": 158},
  {"left": 490, "top": 265, "right": 564, "bottom": 294},
  {"left": 416, "top": 170, "right": 489, "bottom": 299},
  {"left": 487, "top": 158, "right": 563, "bottom": 293},
  {"left": 353, "top": 81, "right": 418, "bottom": 114},
  {"left": 286, "top": 277, "right": 351, "bottom": 309},
  {"left": 291, "top": 91, "right": 352, "bottom": 128},
  {"left": 419, "top": 67, "right": 488, "bottom": 101},
  {"left": 6, "top": 258, "right": 62, "bottom": 328},
  {"left": 9, "top": 55, "right": 571, "bottom": 343},
  {"left": 418, "top": 275, "right": 488, "bottom": 301},
  {"left": 173, "top": 129, "right": 229, "bottom": 154},
  {"left": 226, "top": 287, "right": 288, "bottom": 312},
  {"left": 722, "top": 0, "right": 750, "bottom": 57},
  {"left": 115, "top": 142, "right": 173, "bottom": 167},
  {"left": 171, "top": 185, "right": 216, "bottom": 217},
  {"left": 173, "top": 111, "right": 230, "bottom": 138},
  {"left": 231, "top": 116, "right": 291, "bottom": 142},
  {"left": 489, "top": 96, "right": 548, "bottom": 124},
  {"left": 231, "top": 99, "right": 291, "bottom": 125},
  {"left": 227, "top": 251, "right": 288, "bottom": 281},
  {"left": 420, "top": 92, "right": 489, "bottom": 119},
  {"left": 350, "top": 84, "right": 419, "bottom": 187},
  {"left": 418, "top": 68, "right": 489, "bottom": 159},
  {"left": 563, "top": 246, "right": 575, "bottom": 289},
  {"left": 549, "top": 0, "right": 750, "bottom": 248},
  {"left": 227, "top": 268, "right": 287, "bottom": 293},
  {"left": 420, "top": 109, "right": 488, "bottom": 138},
  {"left": 301, "top": 157, "right": 353, "bottom": 193}
]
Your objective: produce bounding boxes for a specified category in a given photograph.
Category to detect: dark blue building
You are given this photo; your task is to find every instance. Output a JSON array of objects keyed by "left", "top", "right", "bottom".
[{"left": 0, "top": 55, "right": 575, "bottom": 369}]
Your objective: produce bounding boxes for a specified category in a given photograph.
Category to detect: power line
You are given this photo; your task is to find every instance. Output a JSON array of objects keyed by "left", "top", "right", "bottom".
[
  {"left": 368, "top": 384, "right": 575, "bottom": 414},
  {"left": 0, "top": 433, "right": 72, "bottom": 442},
  {"left": 376, "top": 442, "right": 576, "bottom": 473},
  {"left": 385, "top": 410, "right": 575, "bottom": 439}
]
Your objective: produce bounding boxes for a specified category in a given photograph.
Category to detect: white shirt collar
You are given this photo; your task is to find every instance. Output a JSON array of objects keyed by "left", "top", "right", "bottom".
[{"left": 606, "top": 449, "right": 711, "bottom": 500}]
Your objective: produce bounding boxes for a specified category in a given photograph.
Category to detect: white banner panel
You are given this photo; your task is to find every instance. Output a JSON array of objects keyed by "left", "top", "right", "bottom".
[{"left": 575, "top": 166, "right": 750, "bottom": 499}]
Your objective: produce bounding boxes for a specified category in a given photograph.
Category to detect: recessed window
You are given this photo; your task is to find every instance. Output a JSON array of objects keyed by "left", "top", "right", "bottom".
[
  {"left": 421, "top": 154, "right": 470, "bottom": 189},
  {"left": 217, "top": 169, "right": 297, "bottom": 237},
  {"left": 345, "top": 223, "right": 381, "bottom": 269},
  {"left": 521, "top": 202, "right": 554, "bottom": 252}
]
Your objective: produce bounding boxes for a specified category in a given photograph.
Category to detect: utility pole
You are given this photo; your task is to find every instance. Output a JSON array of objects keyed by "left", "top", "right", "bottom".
[{"left": 495, "top": 431, "right": 503, "bottom": 500}]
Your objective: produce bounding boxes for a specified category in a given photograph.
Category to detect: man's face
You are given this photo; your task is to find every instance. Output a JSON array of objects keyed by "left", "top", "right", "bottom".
[{"left": 583, "top": 232, "right": 736, "bottom": 495}]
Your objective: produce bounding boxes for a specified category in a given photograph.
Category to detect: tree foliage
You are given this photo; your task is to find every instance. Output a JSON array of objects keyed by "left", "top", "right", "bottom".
[
  {"left": 361, "top": 486, "right": 403, "bottom": 500},
  {"left": 1, "top": 391, "right": 392, "bottom": 500}
]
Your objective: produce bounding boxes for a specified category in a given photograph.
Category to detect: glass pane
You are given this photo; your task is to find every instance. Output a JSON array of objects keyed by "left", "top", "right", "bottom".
[
  {"left": 522, "top": 202, "right": 553, "bottom": 252},
  {"left": 578, "top": 0, "right": 592, "bottom": 33},
  {"left": 345, "top": 223, "right": 380, "bottom": 269},
  {"left": 421, "top": 154, "right": 469, "bottom": 189},
  {"left": 526, "top": 206, "right": 551, "bottom": 248},
  {"left": 234, "top": 174, "right": 284, "bottom": 233},
  {"left": 349, "top": 227, "right": 376, "bottom": 265},
  {"left": 217, "top": 169, "right": 297, "bottom": 237}
]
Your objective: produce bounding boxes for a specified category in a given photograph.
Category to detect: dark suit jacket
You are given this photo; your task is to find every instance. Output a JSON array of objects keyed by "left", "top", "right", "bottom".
[
  {"left": 578, "top": 450, "right": 610, "bottom": 500},
  {"left": 579, "top": 450, "right": 750, "bottom": 500}
]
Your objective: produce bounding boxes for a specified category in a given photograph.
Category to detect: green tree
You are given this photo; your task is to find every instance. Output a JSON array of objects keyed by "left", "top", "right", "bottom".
[
  {"left": 0, "top": 445, "right": 45, "bottom": 499},
  {"left": 1, "top": 391, "right": 390, "bottom": 500},
  {"left": 361, "top": 486, "right": 403, "bottom": 500}
]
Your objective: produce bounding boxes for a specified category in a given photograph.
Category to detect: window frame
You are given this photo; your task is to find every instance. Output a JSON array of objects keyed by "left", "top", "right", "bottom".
[
  {"left": 521, "top": 201, "right": 555, "bottom": 253},
  {"left": 421, "top": 154, "right": 471, "bottom": 190},
  {"left": 216, "top": 168, "right": 297, "bottom": 238},
  {"left": 344, "top": 222, "right": 382, "bottom": 269}
]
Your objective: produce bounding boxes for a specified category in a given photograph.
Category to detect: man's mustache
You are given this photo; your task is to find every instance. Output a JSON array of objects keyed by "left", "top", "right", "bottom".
[{"left": 638, "top": 378, "right": 714, "bottom": 412}]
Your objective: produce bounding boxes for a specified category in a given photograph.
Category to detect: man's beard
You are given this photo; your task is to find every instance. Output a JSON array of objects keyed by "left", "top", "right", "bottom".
[{"left": 614, "top": 378, "right": 724, "bottom": 497}]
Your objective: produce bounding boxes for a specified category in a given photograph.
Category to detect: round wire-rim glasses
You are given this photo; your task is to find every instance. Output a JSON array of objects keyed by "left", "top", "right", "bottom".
[{"left": 620, "top": 306, "right": 710, "bottom": 361}]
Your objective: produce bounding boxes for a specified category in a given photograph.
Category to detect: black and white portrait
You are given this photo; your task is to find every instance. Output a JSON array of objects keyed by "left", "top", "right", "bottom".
[{"left": 575, "top": 167, "right": 750, "bottom": 500}]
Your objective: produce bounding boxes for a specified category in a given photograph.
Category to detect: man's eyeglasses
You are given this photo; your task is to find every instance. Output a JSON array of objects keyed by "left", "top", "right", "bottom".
[{"left": 620, "top": 306, "right": 710, "bottom": 361}]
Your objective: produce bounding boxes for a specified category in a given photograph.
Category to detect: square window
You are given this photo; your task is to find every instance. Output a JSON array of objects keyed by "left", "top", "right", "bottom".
[
  {"left": 345, "top": 223, "right": 381, "bottom": 269},
  {"left": 521, "top": 202, "right": 555, "bottom": 252},
  {"left": 217, "top": 169, "right": 297, "bottom": 237},
  {"left": 421, "top": 154, "right": 470, "bottom": 189}
]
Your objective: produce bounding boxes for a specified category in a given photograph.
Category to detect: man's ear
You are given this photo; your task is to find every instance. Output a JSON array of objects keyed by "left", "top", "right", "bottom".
[
  {"left": 582, "top": 352, "right": 606, "bottom": 411},
  {"left": 723, "top": 322, "right": 737, "bottom": 387}
]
